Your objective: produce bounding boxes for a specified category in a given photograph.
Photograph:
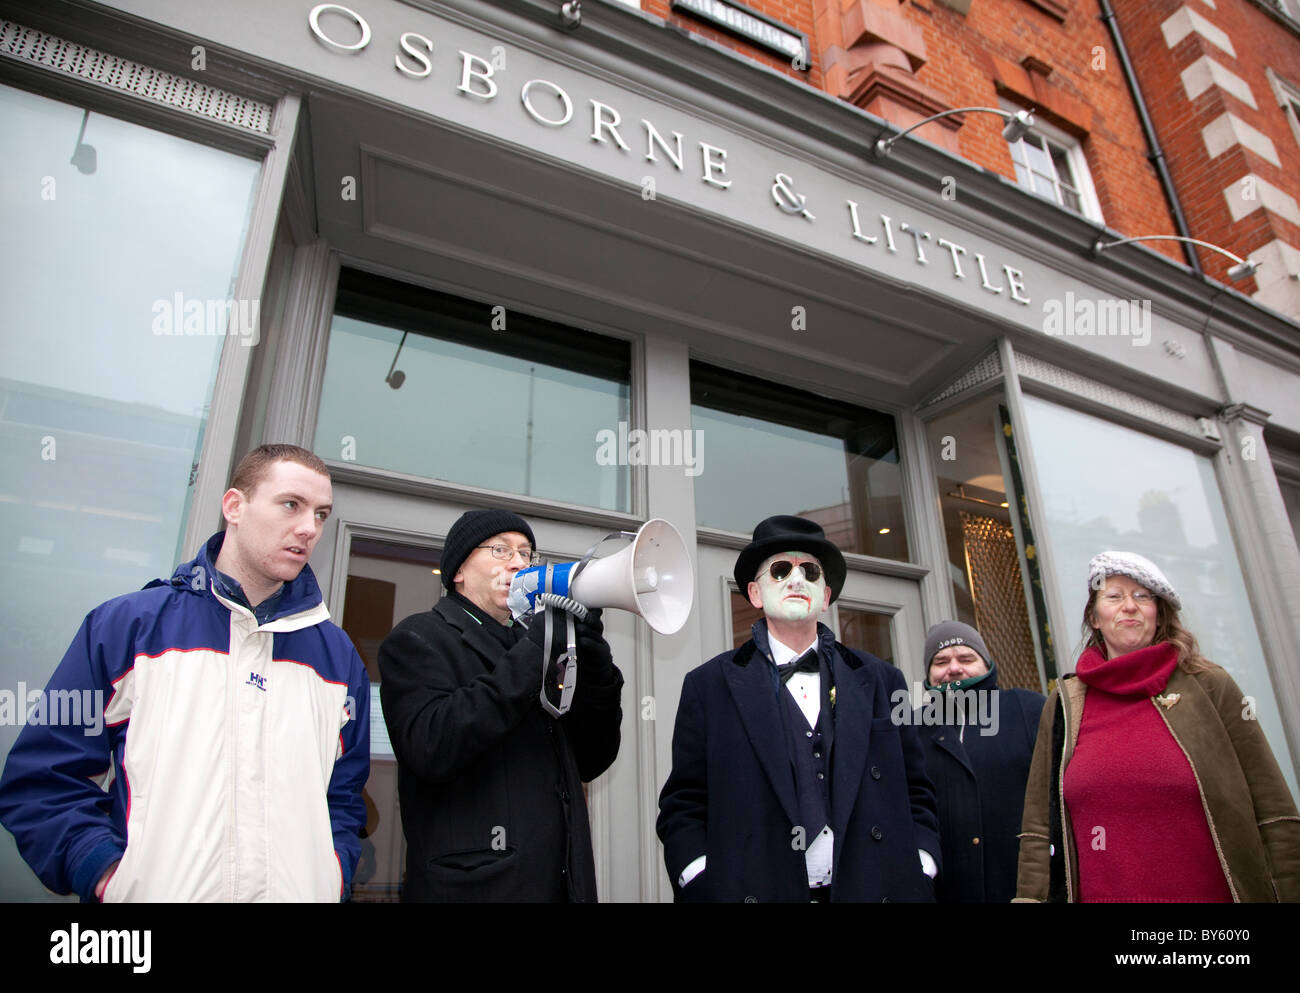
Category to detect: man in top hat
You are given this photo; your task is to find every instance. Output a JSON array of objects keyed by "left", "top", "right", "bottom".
[
  {"left": 657, "top": 515, "right": 940, "bottom": 902},
  {"left": 916, "top": 621, "right": 1044, "bottom": 903},
  {"left": 378, "top": 509, "right": 623, "bottom": 902}
]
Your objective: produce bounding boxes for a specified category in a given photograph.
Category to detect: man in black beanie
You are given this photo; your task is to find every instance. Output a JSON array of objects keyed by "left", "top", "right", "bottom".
[
  {"left": 657, "top": 514, "right": 940, "bottom": 902},
  {"left": 378, "top": 509, "right": 623, "bottom": 901},
  {"left": 916, "top": 620, "right": 1044, "bottom": 903}
]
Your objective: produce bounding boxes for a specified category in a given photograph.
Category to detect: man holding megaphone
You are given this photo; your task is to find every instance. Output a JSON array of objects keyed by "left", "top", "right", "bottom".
[
  {"left": 657, "top": 515, "right": 941, "bottom": 902},
  {"left": 377, "top": 509, "right": 623, "bottom": 902}
]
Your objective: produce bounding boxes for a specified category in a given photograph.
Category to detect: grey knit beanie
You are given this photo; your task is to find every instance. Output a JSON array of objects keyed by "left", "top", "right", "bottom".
[{"left": 1087, "top": 550, "right": 1180, "bottom": 610}]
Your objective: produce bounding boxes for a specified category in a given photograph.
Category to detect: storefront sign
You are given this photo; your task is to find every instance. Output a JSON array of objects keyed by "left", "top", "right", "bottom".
[{"left": 306, "top": 3, "right": 1032, "bottom": 306}]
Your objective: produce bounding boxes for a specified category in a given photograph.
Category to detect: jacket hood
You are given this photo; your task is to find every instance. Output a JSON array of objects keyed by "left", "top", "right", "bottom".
[{"left": 147, "top": 531, "right": 328, "bottom": 624}]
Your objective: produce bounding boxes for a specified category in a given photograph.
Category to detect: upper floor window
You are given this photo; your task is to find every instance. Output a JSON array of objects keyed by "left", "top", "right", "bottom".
[
  {"left": 1003, "top": 105, "right": 1103, "bottom": 222},
  {"left": 1266, "top": 68, "right": 1300, "bottom": 151}
]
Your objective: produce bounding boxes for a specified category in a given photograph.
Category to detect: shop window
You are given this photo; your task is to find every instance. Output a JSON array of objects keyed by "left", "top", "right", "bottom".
[
  {"left": 0, "top": 83, "right": 261, "bottom": 899},
  {"left": 691, "top": 360, "right": 909, "bottom": 560},
  {"left": 1021, "top": 395, "right": 1298, "bottom": 794},
  {"left": 315, "top": 270, "right": 632, "bottom": 512},
  {"left": 925, "top": 392, "right": 1048, "bottom": 692},
  {"left": 1005, "top": 109, "right": 1103, "bottom": 222}
]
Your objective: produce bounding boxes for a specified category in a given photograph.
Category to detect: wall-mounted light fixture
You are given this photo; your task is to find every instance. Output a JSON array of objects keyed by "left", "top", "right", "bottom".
[
  {"left": 874, "top": 107, "right": 1035, "bottom": 158},
  {"left": 1092, "top": 235, "right": 1260, "bottom": 282},
  {"left": 559, "top": 1, "right": 581, "bottom": 30}
]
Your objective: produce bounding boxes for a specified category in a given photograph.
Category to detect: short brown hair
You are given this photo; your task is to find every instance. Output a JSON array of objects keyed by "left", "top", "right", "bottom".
[
  {"left": 229, "top": 444, "right": 330, "bottom": 497},
  {"left": 1081, "top": 586, "right": 1212, "bottom": 673}
]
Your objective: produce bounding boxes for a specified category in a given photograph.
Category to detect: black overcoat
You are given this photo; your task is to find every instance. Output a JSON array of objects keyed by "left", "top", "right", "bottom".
[
  {"left": 378, "top": 596, "right": 623, "bottom": 901},
  {"left": 657, "top": 622, "right": 942, "bottom": 902},
  {"left": 916, "top": 667, "right": 1044, "bottom": 903}
]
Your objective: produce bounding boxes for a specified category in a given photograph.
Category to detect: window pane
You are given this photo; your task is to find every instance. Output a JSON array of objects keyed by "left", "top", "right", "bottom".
[
  {"left": 315, "top": 271, "right": 632, "bottom": 512},
  {"left": 1031, "top": 171, "right": 1060, "bottom": 202},
  {"left": 1022, "top": 395, "right": 1299, "bottom": 795},
  {"left": 1022, "top": 137, "right": 1055, "bottom": 179},
  {"left": 838, "top": 606, "right": 894, "bottom": 664},
  {"left": 691, "top": 361, "right": 908, "bottom": 559},
  {"left": 0, "top": 83, "right": 261, "bottom": 899}
]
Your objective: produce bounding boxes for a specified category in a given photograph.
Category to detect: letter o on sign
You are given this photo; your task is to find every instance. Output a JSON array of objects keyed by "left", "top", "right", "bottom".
[
  {"left": 309, "top": 3, "right": 372, "bottom": 54},
  {"left": 521, "top": 79, "right": 574, "bottom": 127}
]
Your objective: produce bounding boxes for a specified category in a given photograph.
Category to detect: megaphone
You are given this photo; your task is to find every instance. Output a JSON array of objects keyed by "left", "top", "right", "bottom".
[{"left": 507, "top": 518, "right": 694, "bottom": 635}]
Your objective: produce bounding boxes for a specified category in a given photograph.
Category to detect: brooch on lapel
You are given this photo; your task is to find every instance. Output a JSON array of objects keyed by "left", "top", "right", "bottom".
[
  {"left": 1155, "top": 693, "right": 1181, "bottom": 710},
  {"left": 830, "top": 687, "right": 836, "bottom": 709}
]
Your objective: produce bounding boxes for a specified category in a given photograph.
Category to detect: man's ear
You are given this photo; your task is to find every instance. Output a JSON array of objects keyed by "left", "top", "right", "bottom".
[
  {"left": 746, "top": 581, "right": 764, "bottom": 610},
  {"left": 220, "top": 487, "right": 245, "bottom": 527}
]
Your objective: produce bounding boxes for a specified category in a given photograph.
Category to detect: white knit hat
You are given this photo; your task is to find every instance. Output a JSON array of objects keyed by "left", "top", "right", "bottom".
[{"left": 1087, "top": 551, "right": 1181, "bottom": 610}]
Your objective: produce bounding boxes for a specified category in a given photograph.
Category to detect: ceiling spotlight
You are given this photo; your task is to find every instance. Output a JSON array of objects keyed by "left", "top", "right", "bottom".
[{"left": 559, "top": 1, "right": 581, "bottom": 30}]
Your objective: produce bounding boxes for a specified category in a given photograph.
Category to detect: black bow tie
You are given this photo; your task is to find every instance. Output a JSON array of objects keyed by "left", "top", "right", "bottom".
[{"left": 777, "top": 649, "right": 820, "bottom": 684}]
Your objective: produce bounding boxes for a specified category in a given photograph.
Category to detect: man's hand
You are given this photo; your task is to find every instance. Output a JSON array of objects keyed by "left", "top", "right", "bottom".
[{"left": 573, "top": 608, "right": 613, "bottom": 673}]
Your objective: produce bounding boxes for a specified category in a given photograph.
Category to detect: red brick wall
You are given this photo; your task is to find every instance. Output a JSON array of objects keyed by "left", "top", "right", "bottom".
[
  {"left": 645, "top": 0, "right": 1184, "bottom": 263},
  {"left": 1110, "top": 0, "right": 1300, "bottom": 287}
]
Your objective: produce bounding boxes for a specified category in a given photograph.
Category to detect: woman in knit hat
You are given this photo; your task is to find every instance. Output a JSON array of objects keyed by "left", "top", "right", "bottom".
[{"left": 1015, "top": 551, "right": 1300, "bottom": 902}]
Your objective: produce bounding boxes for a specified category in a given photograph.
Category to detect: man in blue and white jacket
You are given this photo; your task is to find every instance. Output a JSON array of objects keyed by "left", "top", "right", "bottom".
[{"left": 0, "top": 444, "right": 370, "bottom": 902}]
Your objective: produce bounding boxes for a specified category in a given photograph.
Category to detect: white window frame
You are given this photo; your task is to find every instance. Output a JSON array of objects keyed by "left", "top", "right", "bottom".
[
  {"left": 999, "top": 100, "right": 1104, "bottom": 223},
  {"left": 1271, "top": 0, "right": 1300, "bottom": 25},
  {"left": 1266, "top": 68, "right": 1300, "bottom": 152}
]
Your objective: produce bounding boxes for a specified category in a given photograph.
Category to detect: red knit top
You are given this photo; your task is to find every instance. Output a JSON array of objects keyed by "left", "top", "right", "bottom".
[{"left": 1064, "top": 642, "right": 1232, "bottom": 903}]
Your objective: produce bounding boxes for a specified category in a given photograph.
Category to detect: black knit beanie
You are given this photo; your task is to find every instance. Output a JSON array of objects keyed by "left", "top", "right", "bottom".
[{"left": 442, "top": 509, "right": 536, "bottom": 592}]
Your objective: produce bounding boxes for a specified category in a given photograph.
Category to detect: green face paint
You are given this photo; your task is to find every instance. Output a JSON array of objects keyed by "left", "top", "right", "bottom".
[{"left": 753, "top": 551, "right": 827, "bottom": 622}]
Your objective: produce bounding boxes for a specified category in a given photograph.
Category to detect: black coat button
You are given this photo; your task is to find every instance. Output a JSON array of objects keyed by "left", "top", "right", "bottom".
[
  {"left": 871, "top": 826, "right": 883, "bottom": 841},
  {"left": 870, "top": 766, "right": 881, "bottom": 780}
]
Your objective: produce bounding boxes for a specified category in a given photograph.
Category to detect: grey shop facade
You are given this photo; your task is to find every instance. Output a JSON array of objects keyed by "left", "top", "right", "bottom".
[{"left": 3, "top": 0, "right": 1300, "bottom": 902}]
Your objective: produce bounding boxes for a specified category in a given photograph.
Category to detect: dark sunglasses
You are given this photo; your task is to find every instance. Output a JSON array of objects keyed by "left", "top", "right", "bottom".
[{"left": 767, "top": 560, "right": 822, "bottom": 583}]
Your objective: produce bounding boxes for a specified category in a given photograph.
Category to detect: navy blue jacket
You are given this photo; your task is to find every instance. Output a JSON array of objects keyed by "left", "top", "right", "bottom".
[
  {"left": 916, "top": 665, "right": 1044, "bottom": 903},
  {"left": 657, "top": 622, "right": 941, "bottom": 902}
]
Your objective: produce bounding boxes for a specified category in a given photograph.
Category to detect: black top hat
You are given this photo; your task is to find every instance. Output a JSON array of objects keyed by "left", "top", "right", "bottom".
[{"left": 733, "top": 515, "right": 847, "bottom": 602}]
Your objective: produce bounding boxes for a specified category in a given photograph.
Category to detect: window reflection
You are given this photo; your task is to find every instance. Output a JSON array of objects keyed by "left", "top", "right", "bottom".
[
  {"left": 0, "top": 83, "right": 261, "bottom": 899},
  {"left": 1022, "top": 395, "right": 1298, "bottom": 794},
  {"left": 315, "top": 271, "right": 632, "bottom": 512},
  {"left": 691, "top": 361, "right": 908, "bottom": 559}
]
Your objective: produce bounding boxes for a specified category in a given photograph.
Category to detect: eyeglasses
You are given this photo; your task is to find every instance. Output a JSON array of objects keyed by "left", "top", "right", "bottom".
[
  {"left": 765, "top": 560, "right": 822, "bottom": 583},
  {"left": 478, "top": 544, "right": 540, "bottom": 566},
  {"left": 1099, "top": 590, "right": 1156, "bottom": 606}
]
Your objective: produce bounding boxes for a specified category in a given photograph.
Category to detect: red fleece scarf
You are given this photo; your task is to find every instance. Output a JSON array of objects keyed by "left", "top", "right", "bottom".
[
  {"left": 1075, "top": 641, "right": 1178, "bottom": 695},
  {"left": 1065, "top": 642, "right": 1232, "bottom": 902}
]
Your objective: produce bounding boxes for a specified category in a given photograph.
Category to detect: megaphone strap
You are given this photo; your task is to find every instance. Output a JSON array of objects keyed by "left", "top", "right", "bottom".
[{"left": 539, "top": 564, "right": 578, "bottom": 718}]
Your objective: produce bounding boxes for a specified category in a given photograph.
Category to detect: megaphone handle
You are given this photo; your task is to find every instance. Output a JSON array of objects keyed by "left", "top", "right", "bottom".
[{"left": 535, "top": 592, "right": 588, "bottom": 620}]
